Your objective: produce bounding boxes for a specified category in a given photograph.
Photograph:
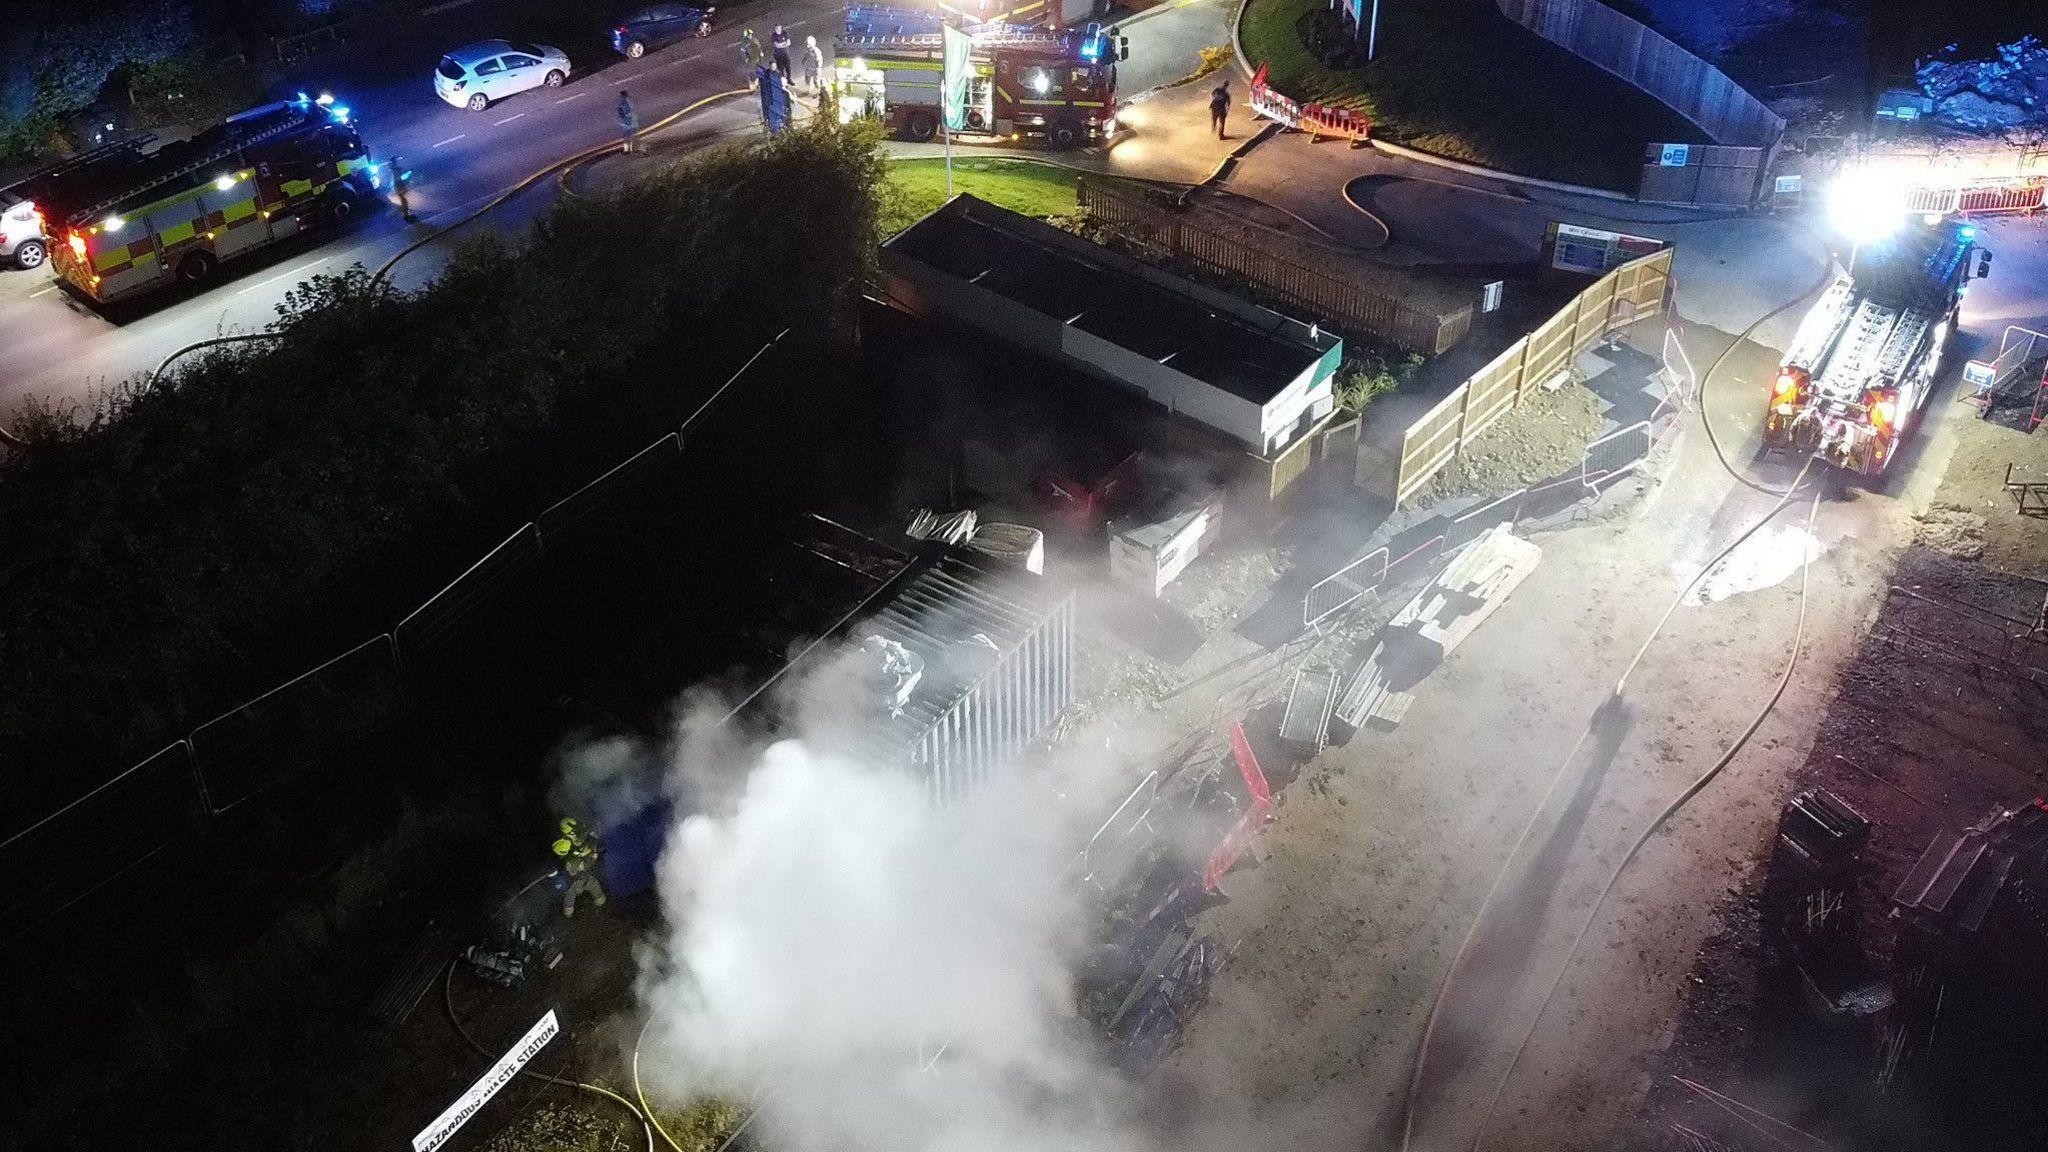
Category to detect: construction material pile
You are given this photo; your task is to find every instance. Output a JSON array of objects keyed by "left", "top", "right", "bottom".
[{"left": 1916, "top": 36, "right": 2048, "bottom": 131}]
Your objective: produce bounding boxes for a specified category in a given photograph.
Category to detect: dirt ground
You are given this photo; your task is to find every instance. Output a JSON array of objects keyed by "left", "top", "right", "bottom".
[
  {"left": 1624, "top": 381, "right": 2048, "bottom": 1152},
  {"left": 1411, "top": 378, "right": 1610, "bottom": 504},
  {"left": 1142, "top": 307, "right": 1956, "bottom": 1152}
]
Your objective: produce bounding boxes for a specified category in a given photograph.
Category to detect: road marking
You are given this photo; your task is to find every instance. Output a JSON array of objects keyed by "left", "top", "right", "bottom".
[
  {"left": 28, "top": 284, "right": 58, "bottom": 298},
  {"left": 679, "top": 52, "right": 703, "bottom": 62},
  {"left": 494, "top": 112, "right": 526, "bottom": 125},
  {"left": 555, "top": 91, "right": 588, "bottom": 102},
  {"left": 431, "top": 133, "right": 466, "bottom": 148},
  {"left": 237, "top": 259, "right": 326, "bottom": 295}
]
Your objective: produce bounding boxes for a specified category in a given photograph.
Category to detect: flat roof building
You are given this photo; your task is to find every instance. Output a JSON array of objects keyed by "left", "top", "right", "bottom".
[{"left": 882, "top": 194, "right": 1343, "bottom": 458}]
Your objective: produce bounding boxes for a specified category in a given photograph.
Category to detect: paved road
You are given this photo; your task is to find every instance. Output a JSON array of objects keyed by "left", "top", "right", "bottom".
[{"left": 0, "top": 0, "right": 830, "bottom": 418}]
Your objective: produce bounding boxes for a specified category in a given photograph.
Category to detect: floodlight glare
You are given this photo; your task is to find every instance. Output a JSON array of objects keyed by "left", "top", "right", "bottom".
[{"left": 1828, "top": 175, "right": 1905, "bottom": 242}]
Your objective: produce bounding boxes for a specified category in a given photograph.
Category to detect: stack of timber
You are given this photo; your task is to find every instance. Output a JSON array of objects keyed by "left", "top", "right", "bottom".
[{"left": 1335, "top": 524, "right": 1541, "bottom": 732}]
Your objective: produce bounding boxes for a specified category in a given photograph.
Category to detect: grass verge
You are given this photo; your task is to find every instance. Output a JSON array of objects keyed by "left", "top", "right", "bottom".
[
  {"left": 1237, "top": 0, "right": 1708, "bottom": 190},
  {"left": 882, "top": 157, "right": 1151, "bottom": 235}
]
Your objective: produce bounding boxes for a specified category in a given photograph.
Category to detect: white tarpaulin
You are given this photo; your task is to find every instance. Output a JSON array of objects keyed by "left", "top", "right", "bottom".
[{"left": 413, "top": 1010, "right": 560, "bottom": 1152}]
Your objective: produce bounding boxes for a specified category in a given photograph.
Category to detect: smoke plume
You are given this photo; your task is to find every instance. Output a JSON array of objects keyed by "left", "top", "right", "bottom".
[{"left": 635, "top": 650, "right": 1140, "bottom": 1152}]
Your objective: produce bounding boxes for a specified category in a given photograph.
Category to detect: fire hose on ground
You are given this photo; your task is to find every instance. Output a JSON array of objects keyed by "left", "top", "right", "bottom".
[
  {"left": 442, "top": 957, "right": 765, "bottom": 1152},
  {"left": 1401, "top": 263, "right": 1840, "bottom": 1152},
  {"left": 1400, "top": 449, "right": 1822, "bottom": 1152}
]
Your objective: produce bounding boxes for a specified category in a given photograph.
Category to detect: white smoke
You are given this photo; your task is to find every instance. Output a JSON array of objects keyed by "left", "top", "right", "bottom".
[{"left": 636, "top": 657, "right": 1143, "bottom": 1152}]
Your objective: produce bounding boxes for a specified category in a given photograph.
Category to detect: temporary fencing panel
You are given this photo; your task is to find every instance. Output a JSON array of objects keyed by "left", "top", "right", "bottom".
[
  {"left": 535, "top": 434, "right": 682, "bottom": 552},
  {"left": 1304, "top": 546, "right": 1388, "bottom": 628},
  {"left": 190, "top": 634, "right": 402, "bottom": 813},
  {"left": 1393, "top": 248, "right": 1671, "bottom": 506},
  {"left": 1581, "top": 420, "right": 1654, "bottom": 484},
  {"left": 0, "top": 741, "right": 201, "bottom": 934},
  {"left": 393, "top": 524, "right": 541, "bottom": 671}
]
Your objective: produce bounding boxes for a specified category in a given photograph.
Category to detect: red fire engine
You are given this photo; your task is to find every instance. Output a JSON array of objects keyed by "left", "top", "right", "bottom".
[{"left": 833, "top": 6, "right": 1125, "bottom": 149}]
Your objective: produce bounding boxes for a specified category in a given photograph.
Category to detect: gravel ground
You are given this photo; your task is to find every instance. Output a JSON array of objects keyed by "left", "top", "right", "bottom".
[
  {"left": 1142, "top": 319, "right": 1953, "bottom": 1152},
  {"left": 1912, "top": 404, "right": 2048, "bottom": 575},
  {"left": 1412, "top": 379, "right": 1610, "bottom": 504}
]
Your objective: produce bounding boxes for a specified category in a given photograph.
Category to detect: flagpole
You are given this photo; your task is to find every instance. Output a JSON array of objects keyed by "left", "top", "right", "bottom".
[{"left": 945, "top": 119, "right": 954, "bottom": 198}]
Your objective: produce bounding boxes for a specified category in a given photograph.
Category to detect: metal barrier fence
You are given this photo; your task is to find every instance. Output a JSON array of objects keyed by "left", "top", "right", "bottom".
[
  {"left": 537, "top": 435, "right": 683, "bottom": 550},
  {"left": 1392, "top": 247, "right": 1671, "bottom": 506},
  {"left": 1310, "top": 416, "right": 1664, "bottom": 630},
  {"left": 1, "top": 335, "right": 790, "bottom": 935},
  {"left": 192, "top": 635, "right": 403, "bottom": 815},
  {"left": 1304, "top": 546, "right": 1387, "bottom": 630},
  {"left": 1904, "top": 179, "right": 2048, "bottom": 217},
  {"left": 1079, "top": 178, "right": 1472, "bottom": 356},
  {"left": 394, "top": 525, "right": 543, "bottom": 672},
  {"left": 0, "top": 741, "right": 201, "bottom": 934}
]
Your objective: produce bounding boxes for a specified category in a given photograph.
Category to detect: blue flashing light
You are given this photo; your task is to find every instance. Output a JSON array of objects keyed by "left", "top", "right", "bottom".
[
  {"left": 332, "top": 104, "right": 352, "bottom": 124},
  {"left": 1960, "top": 224, "right": 1977, "bottom": 240},
  {"left": 295, "top": 90, "right": 311, "bottom": 106}
]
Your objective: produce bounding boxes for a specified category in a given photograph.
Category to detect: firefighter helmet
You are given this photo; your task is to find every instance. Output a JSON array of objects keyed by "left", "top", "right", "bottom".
[{"left": 552, "top": 838, "right": 574, "bottom": 858}]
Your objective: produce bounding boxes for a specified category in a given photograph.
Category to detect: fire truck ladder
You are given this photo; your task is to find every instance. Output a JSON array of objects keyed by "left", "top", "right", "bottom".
[
  {"left": 1873, "top": 308, "right": 1932, "bottom": 386},
  {"left": 18, "top": 134, "right": 162, "bottom": 189},
  {"left": 69, "top": 107, "right": 317, "bottom": 225},
  {"left": 842, "top": 4, "right": 1063, "bottom": 46},
  {"left": 1821, "top": 299, "right": 1901, "bottom": 397}
]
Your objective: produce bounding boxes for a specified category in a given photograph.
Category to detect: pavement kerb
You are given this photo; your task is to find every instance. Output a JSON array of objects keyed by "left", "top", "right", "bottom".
[{"left": 1230, "top": 0, "right": 1255, "bottom": 80}]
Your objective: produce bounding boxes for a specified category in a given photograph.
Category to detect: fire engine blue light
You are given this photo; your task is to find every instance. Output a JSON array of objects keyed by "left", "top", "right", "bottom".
[
  {"left": 1080, "top": 34, "right": 1102, "bottom": 61},
  {"left": 332, "top": 105, "right": 352, "bottom": 123},
  {"left": 1960, "top": 224, "right": 1977, "bottom": 240}
]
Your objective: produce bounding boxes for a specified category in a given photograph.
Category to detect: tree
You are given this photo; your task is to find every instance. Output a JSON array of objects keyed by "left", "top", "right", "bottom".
[{"left": 0, "top": 121, "right": 887, "bottom": 818}]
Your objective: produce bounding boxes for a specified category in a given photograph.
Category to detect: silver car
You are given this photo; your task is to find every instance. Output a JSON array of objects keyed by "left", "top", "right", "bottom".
[
  {"left": 0, "top": 189, "right": 46, "bottom": 270},
  {"left": 434, "top": 40, "right": 572, "bottom": 112}
]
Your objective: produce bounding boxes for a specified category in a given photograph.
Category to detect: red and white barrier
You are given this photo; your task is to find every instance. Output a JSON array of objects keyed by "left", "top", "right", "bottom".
[{"left": 1248, "top": 62, "right": 1371, "bottom": 146}]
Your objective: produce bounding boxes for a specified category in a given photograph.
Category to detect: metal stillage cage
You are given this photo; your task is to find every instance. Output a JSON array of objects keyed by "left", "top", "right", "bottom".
[{"left": 853, "top": 551, "right": 1077, "bottom": 805}]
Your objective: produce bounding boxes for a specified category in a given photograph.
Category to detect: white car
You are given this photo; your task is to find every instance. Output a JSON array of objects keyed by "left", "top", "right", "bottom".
[
  {"left": 434, "top": 41, "right": 571, "bottom": 111},
  {"left": 0, "top": 189, "right": 46, "bottom": 270}
]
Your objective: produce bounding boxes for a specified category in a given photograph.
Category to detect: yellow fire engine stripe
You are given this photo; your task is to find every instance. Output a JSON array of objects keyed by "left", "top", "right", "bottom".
[
  {"left": 879, "top": 60, "right": 945, "bottom": 70},
  {"left": 222, "top": 198, "right": 258, "bottom": 224},
  {"left": 160, "top": 220, "right": 197, "bottom": 248},
  {"left": 282, "top": 179, "right": 315, "bottom": 198},
  {"left": 1071, "top": 100, "right": 1105, "bottom": 108}
]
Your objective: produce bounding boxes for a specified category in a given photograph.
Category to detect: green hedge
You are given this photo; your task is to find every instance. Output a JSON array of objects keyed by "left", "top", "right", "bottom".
[{"left": 0, "top": 121, "right": 885, "bottom": 803}]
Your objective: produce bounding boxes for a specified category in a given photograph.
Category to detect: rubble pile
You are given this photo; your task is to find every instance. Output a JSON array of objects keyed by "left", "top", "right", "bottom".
[{"left": 1917, "top": 36, "right": 2048, "bottom": 131}]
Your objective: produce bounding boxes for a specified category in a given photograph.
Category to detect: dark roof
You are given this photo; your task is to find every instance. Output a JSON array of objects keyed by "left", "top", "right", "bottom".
[
  {"left": 888, "top": 197, "right": 1328, "bottom": 405},
  {"left": 1851, "top": 219, "right": 1971, "bottom": 312}
]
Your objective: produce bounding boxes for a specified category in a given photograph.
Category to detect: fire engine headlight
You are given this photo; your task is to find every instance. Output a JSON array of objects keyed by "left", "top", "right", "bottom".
[{"left": 215, "top": 174, "right": 236, "bottom": 191}]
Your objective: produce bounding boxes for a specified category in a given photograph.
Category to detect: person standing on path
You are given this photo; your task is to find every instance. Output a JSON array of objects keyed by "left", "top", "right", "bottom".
[
  {"left": 1210, "top": 79, "right": 1231, "bottom": 140},
  {"left": 387, "top": 155, "right": 415, "bottom": 222},
  {"left": 771, "top": 26, "right": 793, "bottom": 83},
  {"left": 803, "top": 34, "right": 824, "bottom": 93},
  {"left": 617, "top": 89, "right": 639, "bottom": 153}
]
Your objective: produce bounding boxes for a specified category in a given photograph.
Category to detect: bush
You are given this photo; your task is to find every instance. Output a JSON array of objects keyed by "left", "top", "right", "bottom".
[
  {"left": 1335, "top": 352, "right": 1421, "bottom": 414},
  {"left": 0, "top": 121, "right": 886, "bottom": 811}
]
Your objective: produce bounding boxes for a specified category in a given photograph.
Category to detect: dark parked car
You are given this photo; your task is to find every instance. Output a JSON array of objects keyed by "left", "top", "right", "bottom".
[{"left": 611, "top": 4, "right": 715, "bottom": 58}]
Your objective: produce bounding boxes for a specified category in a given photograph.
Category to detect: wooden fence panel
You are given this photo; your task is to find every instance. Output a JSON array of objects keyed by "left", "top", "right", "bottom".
[
  {"left": 1390, "top": 248, "right": 1673, "bottom": 507},
  {"left": 1396, "top": 386, "right": 1468, "bottom": 505},
  {"left": 1460, "top": 343, "right": 1525, "bottom": 446},
  {"left": 1080, "top": 180, "right": 1468, "bottom": 355}
]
